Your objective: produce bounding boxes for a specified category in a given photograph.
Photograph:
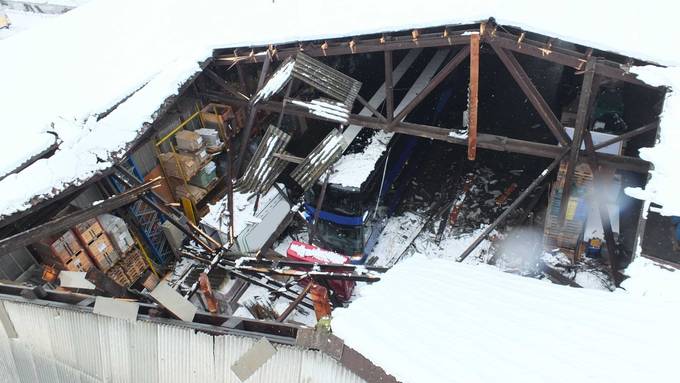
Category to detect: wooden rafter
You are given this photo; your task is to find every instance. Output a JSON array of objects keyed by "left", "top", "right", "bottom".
[
  {"left": 491, "top": 43, "right": 572, "bottom": 146},
  {"left": 206, "top": 93, "right": 652, "bottom": 173},
  {"left": 389, "top": 46, "right": 470, "bottom": 127}
]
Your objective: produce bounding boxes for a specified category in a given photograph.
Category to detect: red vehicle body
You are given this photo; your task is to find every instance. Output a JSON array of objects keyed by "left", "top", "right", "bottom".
[{"left": 286, "top": 241, "right": 355, "bottom": 301}]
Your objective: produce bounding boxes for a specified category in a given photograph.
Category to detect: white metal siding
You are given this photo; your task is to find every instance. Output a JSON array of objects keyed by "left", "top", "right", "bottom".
[{"left": 0, "top": 300, "right": 365, "bottom": 383}]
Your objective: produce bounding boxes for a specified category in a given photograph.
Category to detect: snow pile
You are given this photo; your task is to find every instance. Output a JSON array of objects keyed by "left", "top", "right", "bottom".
[
  {"left": 0, "top": 10, "right": 59, "bottom": 40},
  {"left": 334, "top": 255, "right": 680, "bottom": 383},
  {"left": 2, "top": 0, "right": 680, "bottom": 220},
  {"left": 203, "top": 186, "right": 282, "bottom": 237},
  {"left": 625, "top": 66, "right": 680, "bottom": 216},
  {"left": 329, "top": 130, "right": 393, "bottom": 188},
  {"left": 621, "top": 256, "right": 680, "bottom": 301},
  {"left": 289, "top": 241, "right": 348, "bottom": 264}
]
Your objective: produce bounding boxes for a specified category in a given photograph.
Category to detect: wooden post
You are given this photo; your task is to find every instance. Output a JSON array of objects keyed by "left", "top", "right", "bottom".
[
  {"left": 457, "top": 149, "right": 571, "bottom": 262},
  {"left": 468, "top": 33, "right": 480, "bottom": 160},
  {"left": 558, "top": 57, "right": 597, "bottom": 225},
  {"left": 490, "top": 43, "right": 571, "bottom": 146},
  {"left": 235, "top": 51, "right": 272, "bottom": 176},
  {"left": 592, "top": 120, "right": 658, "bottom": 151},
  {"left": 390, "top": 46, "right": 471, "bottom": 127},
  {"left": 203, "top": 68, "right": 249, "bottom": 101},
  {"left": 310, "top": 170, "right": 331, "bottom": 244},
  {"left": 583, "top": 131, "right": 619, "bottom": 285},
  {"left": 384, "top": 50, "right": 394, "bottom": 123}
]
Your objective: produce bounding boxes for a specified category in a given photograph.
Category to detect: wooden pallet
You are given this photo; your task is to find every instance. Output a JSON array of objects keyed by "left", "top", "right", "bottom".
[{"left": 543, "top": 162, "right": 593, "bottom": 261}]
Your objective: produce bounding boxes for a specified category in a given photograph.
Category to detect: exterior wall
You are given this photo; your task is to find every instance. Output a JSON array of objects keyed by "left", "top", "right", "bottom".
[{"left": 0, "top": 299, "right": 365, "bottom": 383}]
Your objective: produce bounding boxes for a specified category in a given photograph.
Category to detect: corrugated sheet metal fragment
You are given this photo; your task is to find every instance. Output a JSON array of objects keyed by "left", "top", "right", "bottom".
[
  {"left": 290, "top": 129, "right": 345, "bottom": 190},
  {"left": 0, "top": 300, "right": 366, "bottom": 383},
  {"left": 252, "top": 58, "right": 295, "bottom": 104},
  {"left": 252, "top": 53, "right": 362, "bottom": 108},
  {"left": 292, "top": 53, "right": 362, "bottom": 108},
  {"left": 236, "top": 124, "right": 292, "bottom": 194},
  {"left": 289, "top": 98, "right": 350, "bottom": 124}
]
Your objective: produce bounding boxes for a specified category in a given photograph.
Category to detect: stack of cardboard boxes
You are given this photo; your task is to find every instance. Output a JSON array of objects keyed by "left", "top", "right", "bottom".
[
  {"left": 74, "top": 218, "right": 121, "bottom": 272},
  {"left": 34, "top": 230, "right": 93, "bottom": 272},
  {"left": 34, "top": 214, "right": 149, "bottom": 288},
  {"left": 160, "top": 129, "right": 219, "bottom": 203}
]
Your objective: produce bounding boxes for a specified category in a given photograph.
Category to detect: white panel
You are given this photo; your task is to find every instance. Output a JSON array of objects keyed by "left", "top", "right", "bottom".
[{"left": 0, "top": 299, "right": 365, "bottom": 383}]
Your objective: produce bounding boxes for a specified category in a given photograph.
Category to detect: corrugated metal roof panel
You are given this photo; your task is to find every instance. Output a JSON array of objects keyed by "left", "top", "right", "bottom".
[
  {"left": 0, "top": 300, "right": 365, "bottom": 383},
  {"left": 236, "top": 124, "right": 291, "bottom": 195},
  {"left": 290, "top": 129, "right": 345, "bottom": 191},
  {"left": 293, "top": 53, "right": 362, "bottom": 108}
]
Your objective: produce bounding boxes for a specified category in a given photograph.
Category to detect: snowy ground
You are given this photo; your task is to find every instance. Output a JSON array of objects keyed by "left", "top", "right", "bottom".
[{"left": 333, "top": 255, "right": 680, "bottom": 383}]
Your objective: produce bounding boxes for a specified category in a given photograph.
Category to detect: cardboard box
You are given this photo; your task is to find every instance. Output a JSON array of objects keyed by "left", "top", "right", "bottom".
[
  {"left": 98, "top": 214, "right": 134, "bottom": 254},
  {"left": 189, "top": 161, "right": 217, "bottom": 188},
  {"left": 159, "top": 152, "right": 200, "bottom": 179},
  {"left": 74, "top": 218, "right": 105, "bottom": 245},
  {"left": 195, "top": 128, "right": 221, "bottom": 147},
  {"left": 86, "top": 234, "right": 120, "bottom": 272},
  {"left": 64, "top": 252, "right": 93, "bottom": 272},
  {"left": 175, "top": 130, "right": 204, "bottom": 151},
  {"left": 36, "top": 230, "right": 84, "bottom": 264},
  {"left": 175, "top": 184, "right": 207, "bottom": 202}
]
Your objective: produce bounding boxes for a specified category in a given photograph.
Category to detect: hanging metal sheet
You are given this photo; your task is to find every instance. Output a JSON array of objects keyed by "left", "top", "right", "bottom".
[
  {"left": 252, "top": 53, "right": 362, "bottom": 109},
  {"left": 236, "top": 124, "right": 292, "bottom": 194},
  {"left": 290, "top": 129, "right": 345, "bottom": 191},
  {"left": 292, "top": 53, "right": 362, "bottom": 107},
  {"left": 289, "top": 98, "right": 350, "bottom": 124}
]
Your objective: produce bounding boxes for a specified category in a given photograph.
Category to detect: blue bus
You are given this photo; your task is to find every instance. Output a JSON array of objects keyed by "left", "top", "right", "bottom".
[{"left": 304, "top": 133, "right": 419, "bottom": 263}]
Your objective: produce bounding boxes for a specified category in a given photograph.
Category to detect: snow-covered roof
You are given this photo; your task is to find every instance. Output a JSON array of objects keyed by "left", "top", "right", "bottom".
[
  {"left": 1, "top": 0, "right": 679, "bottom": 220},
  {"left": 333, "top": 256, "right": 680, "bottom": 383}
]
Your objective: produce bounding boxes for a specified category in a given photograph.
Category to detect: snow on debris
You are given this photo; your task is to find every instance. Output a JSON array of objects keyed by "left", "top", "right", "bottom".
[
  {"left": 2, "top": 0, "right": 680, "bottom": 219},
  {"left": 290, "top": 99, "right": 349, "bottom": 124},
  {"left": 621, "top": 255, "right": 680, "bottom": 302},
  {"left": 202, "top": 185, "right": 282, "bottom": 238},
  {"left": 328, "top": 130, "right": 393, "bottom": 188},
  {"left": 333, "top": 255, "right": 680, "bottom": 383},
  {"left": 289, "top": 241, "right": 347, "bottom": 264}
]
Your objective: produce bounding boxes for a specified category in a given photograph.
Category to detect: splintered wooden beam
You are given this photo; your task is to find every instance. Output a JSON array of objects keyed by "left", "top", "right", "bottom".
[
  {"left": 457, "top": 149, "right": 571, "bottom": 262},
  {"left": 203, "top": 68, "right": 249, "bottom": 101},
  {"left": 384, "top": 50, "right": 395, "bottom": 123},
  {"left": 490, "top": 43, "right": 572, "bottom": 146},
  {"left": 583, "top": 131, "right": 619, "bottom": 286},
  {"left": 235, "top": 51, "right": 272, "bottom": 175},
  {"left": 558, "top": 57, "right": 598, "bottom": 225},
  {"left": 390, "top": 46, "right": 471, "bottom": 126},
  {"left": 468, "top": 33, "right": 480, "bottom": 160},
  {"left": 0, "top": 178, "right": 159, "bottom": 255}
]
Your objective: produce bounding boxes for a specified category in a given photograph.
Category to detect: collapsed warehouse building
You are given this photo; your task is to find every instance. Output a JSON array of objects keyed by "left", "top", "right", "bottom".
[{"left": 0, "top": 1, "right": 679, "bottom": 382}]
